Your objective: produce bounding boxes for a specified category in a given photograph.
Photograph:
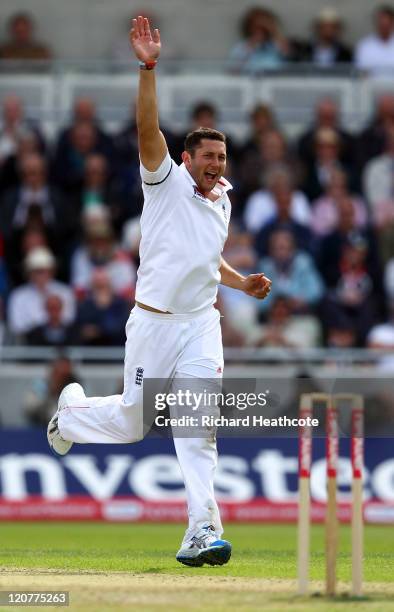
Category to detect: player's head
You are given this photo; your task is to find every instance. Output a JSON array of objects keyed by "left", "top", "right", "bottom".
[{"left": 182, "top": 127, "right": 226, "bottom": 195}]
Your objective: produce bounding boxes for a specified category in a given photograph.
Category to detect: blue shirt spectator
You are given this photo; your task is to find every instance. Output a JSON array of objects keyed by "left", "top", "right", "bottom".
[{"left": 258, "top": 229, "right": 324, "bottom": 314}]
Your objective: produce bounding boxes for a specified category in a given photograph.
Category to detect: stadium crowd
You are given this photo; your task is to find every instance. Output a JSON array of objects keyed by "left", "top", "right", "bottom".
[
  {"left": 0, "top": 5, "right": 394, "bottom": 75},
  {"left": 1, "top": 5, "right": 394, "bottom": 352},
  {"left": 1, "top": 90, "right": 394, "bottom": 352}
]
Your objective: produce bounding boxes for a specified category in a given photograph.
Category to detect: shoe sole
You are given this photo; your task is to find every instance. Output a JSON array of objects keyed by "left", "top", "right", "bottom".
[
  {"left": 176, "top": 555, "right": 204, "bottom": 567},
  {"left": 198, "top": 543, "right": 232, "bottom": 566}
]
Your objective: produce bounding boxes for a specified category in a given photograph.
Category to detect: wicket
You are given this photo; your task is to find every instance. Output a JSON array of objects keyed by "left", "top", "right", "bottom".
[{"left": 297, "top": 393, "right": 364, "bottom": 597}]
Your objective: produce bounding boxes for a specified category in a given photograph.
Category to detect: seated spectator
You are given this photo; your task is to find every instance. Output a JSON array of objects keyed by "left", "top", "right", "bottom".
[
  {"left": 254, "top": 168, "right": 313, "bottom": 257},
  {"left": 239, "top": 129, "right": 296, "bottom": 203},
  {"left": 367, "top": 299, "right": 394, "bottom": 349},
  {"left": 52, "top": 97, "right": 114, "bottom": 194},
  {"left": 355, "top": 5, "right": 394, "bottom": 75},
  {"left": 76, "top": 268, "right": 130, "bottom": 346},
  {"left": 59, "top": 97, "right": 112, "bottom": 150},
  {"left": 297, "top": 98, "right": 354, "bottom": 168},
  {"left": 363, "top": 125, "right": 394, "bottom": 263},
  {"left": 71, "top": 206, "right": 136, "bottom": 300},
  {"left": 295, "top": 8, "right": 352, "bottom": 66},
  {"left": 318, "top": 197, "right": 382, "bottom": 287},
  {"left": 219, "top": 222, "right": 259, "bottom": 339},
  {"left": 356, "top": 93, "right": 394, "bottom": 170},
  {"left": 0, "top": 95, "right": 45, "bottom": 172},
  {"left": 363, "top": 124, "right": 394, "bottom": 212},
  {"left": 311, "top": 169, "right": 368, "bottom": 237},
  {"left": 301, "top": 127, "right": 354, "bottom": 201},
  {"left": 176, "top": 101, "right": 237, "bottom": 163},
  {"left": 322, "top": 234, "right": 383, "bottom": 346},
  {"left": 241, "top": 103, "right": 277, "bottom": 157},
  {"left": 255, "top": 296, "right": 322, "bottom": 347},
  {"left": 6, "top": 226, "right": 49, "bottom": 287},
  {"left": 318, "top": 199, "right": 384, "bottom": 344},
  {"left": 24, "top": 357, "right": 80, "bottom": 427},
  {"left": 26, "top": 294, "right": 77, "bottom": 346},
  {"left": 7, "top": 247, "right": 75, "bottom": 337},
  {"left": 72, "top": 153, "right": 127, "bottom": 231},
  {"left": 244, "top": 164, "right": 311, "bottom": 236},
  {"left": 257, "top": 229, "right": 324, "bottom": 315},
  {"left": 229, "top": 7, "right": 290, "bottom": 73},
  {"left": 1, "top": 152, "right": 75, "bottom": 280},
  {"left": 0, "top": 129, "right": 43, "bottom": 192},
  {"left": 0, "top": 12, "right": 52, "bottom": 64}
]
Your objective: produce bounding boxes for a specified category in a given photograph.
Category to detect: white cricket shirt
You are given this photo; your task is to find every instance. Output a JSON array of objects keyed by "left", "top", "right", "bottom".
[{"left": 136, "top": 152, "right": 232, "bottom": 313}]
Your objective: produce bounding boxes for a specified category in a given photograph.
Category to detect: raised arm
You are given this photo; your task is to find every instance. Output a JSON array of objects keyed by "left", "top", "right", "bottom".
[{"left": 130, "top": 16, "right": 167, "bottom": 171}]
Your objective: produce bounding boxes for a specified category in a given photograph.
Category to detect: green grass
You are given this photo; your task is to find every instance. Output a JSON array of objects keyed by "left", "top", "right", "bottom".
[
  {"left": 0, "top": 523, "right": 393, "bottom": 611},
  {"left": 0, "top": 522, "right": 392, "bottom": 580}
]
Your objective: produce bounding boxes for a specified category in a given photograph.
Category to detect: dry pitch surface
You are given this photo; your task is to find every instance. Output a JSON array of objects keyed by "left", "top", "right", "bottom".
[{"left": 0, "top": 523, "right": 393, "bottom": 611}]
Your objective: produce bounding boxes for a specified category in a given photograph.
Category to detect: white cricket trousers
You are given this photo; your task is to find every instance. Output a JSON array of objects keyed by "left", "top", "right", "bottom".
[{"left": 58, "top": 304, "right": 224, "bottom": 540}]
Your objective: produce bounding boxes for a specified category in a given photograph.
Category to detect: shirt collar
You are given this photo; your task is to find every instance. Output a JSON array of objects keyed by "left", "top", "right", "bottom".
[{"left": 179, "top": 163, "right": 232, "bottom": 195}]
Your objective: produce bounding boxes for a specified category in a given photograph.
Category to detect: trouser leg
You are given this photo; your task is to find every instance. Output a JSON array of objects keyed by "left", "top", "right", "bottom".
[
  {"left": 172, "top": 308, "right": 224, "bottom": 540},
  {"left": 59, "top": 308, "right": 177, "bottom": 444}
]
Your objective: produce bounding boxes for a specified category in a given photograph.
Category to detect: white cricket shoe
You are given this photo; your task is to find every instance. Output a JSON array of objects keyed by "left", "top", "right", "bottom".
[
  {"left": 176, "top": 524, "right": 232, "bottom": 567},
  {"left": 47, "top": 383, "right": 85, "bottom": 456}
]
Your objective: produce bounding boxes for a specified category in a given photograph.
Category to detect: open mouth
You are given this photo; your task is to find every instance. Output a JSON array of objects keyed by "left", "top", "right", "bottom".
[{"left": 204, "top": 172, "right": 217, "bottom": 183}]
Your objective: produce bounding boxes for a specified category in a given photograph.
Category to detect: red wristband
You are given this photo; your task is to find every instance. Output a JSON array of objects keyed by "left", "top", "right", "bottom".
[{"left": 139, "top": 60, "right": 157, "bottom": 70}]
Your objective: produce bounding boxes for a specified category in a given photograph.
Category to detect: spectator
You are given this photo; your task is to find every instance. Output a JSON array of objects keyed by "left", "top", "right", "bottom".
[
  {"left": 71, "top": 207, "right": 136, "bottom": 300},
  {"left": 1, "top": 153, "right": 71, "bottom": 238},
  {"left": 254, "top": 167, "right": 313, "bottom": 257},
  {"left": 301, "top": 127, "right": 353, "bottom": 201},
  {"left": 257, "top": 229, "right": 324, "bottom": 314},
  {"left": 219, "top": 222, "right": 259, "bottom": 339},
  {"left": 295, "top": 8, "right": 352, "bottom": 66},
  {"left": 356, "top": 94, "right": 394, "bottom": 170},
  {"left": 363, "top": 124, "right": 394, "bottom": 211},
  {"left": 322, "top": 231, "right": 383, "bottom": 345},
  {"left": 367, "top": 299, "right": 394, "bottom": 349},
  {"left": 0, "top": 95, "right": 45, "bottom": 171},
  {"left": 355, "top": 5, "right": 394, "bottom": 75},
  {"left": 52, "top": 97, "right": 114, "bottom": 194},
  {"left": 297, "top": 98, "right": 354, "bottom": 168},
  {"left": 76, "top": 268, "right": 130, "bottom": 346},
  {"left": 255, "top": 295, "right": 322, "bottom": 347},
  {"left": 26, "top": 294, "right": 76, "bottom": 346},
  {"left": 241, "top": 103, "right": 277, "bottom": 158},
  {"left": 7, "top": 247, "right": 75, "bottom": 337},
  {"left": 5, "top": 227, "right": 49, "bottom": 287},
  {"left": 0, "top": 12, "right": 52, "bottom": 64},
  {"left": 1, "top": 152, "right": 75, "bottom": 281},
  {"left": 238, "top": 129, "right": 296, "bottom": 202},
  {"left": 24, "top": 357, "right": 80, "bottom": 427},
  {"left": 176, "top": 101, "right": 237, "bottom": 163},
  {"left": 244, "top": 164, "right": 311, "bottom": 237},
  {"left": 229, "top": 7, "right": 290, "bottom": 73},
  {"left": 311, "top": 169, "right": 368, "bottom": 237},
  {"left": 0, "top": 129, "right": 43, "bottom": 193},
  {"left": 318, "top": 197, "right": 382, "bottom": 287}
]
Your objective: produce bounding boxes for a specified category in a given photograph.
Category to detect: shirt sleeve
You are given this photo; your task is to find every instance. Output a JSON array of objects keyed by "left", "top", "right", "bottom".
[{"left": 140, "top": 152, "right": 172, "bottom": 185}]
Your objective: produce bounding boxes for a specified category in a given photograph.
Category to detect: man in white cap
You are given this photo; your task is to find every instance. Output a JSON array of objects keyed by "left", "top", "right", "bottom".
[{"left": 7, "top": 246, "right": 75, "bottom": 336}]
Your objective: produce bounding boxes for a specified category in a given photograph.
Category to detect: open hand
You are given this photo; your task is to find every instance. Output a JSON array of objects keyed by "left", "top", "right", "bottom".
[
  {"left": 129, "top": 15, "right": 161, "bottom": 63},
  {"left": 243, "top": 273, "right": 272, "bottom": 299}
]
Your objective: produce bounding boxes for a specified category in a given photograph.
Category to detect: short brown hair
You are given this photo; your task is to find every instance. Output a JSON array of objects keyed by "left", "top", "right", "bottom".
[{"left": 184, "top": 127, "right": 226, "bottom": 156}]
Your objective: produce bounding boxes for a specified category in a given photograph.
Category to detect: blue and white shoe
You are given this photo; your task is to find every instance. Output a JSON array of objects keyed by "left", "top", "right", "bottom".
[
  {"left": 176, "top": 524, "right": 232, "bottom": 567},
  {"left": 47, "top": 383, "right": 85, "bottom": 456}
]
